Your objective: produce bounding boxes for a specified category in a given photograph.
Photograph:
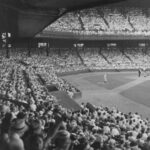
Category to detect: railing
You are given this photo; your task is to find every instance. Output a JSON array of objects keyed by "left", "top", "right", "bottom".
[{"left": 37, "top": 30, "right": 150, "bottom": 40}]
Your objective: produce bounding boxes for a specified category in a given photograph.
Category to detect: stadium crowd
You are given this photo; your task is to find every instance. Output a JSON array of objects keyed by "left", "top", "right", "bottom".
[
  {"left": 1, "top": 91, "right": 150, "bottom": 150},
  {"left": 23, "top": 47, "right": 150, "bottom": 71},
  {"left": 80, "top": 47, "right": 150, "bottom": 70},
  {"left": 0, "top": 59, "right": 80, "bottom": 101},
  {"left": 0, "top": 47, "right": 149, "bottom": 150},
  {"left": 1, "top": 46, "right": 150, "bottom": 73},
  {"left": 45, "top": 7, "right": 150, "bottom": 35},
  {"left": 1, "top": 4, "right": 150, "bottom": 150}
]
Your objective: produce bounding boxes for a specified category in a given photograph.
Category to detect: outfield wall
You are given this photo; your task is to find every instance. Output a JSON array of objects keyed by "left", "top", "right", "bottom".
[{"left": 58, "top": 68, "right": 150, "bottom": 76}]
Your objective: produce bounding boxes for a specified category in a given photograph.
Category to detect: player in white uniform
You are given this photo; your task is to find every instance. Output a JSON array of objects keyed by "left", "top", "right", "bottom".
[{"left": 104, "top": 72, "right": 108, "bottom": 83}]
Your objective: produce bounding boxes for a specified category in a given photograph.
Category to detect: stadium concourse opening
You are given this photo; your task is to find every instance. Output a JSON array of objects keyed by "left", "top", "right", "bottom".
[{"left": 2, "top": 3, "right": 150, "bottom": 150}]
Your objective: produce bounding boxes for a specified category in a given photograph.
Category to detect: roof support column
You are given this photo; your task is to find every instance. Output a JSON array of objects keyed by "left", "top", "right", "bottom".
[
  {"left": 28, "top": 39, "right": 31, "bottom": 57},
  {"left": 6, "top": 32, "right": 10, "bottom": 59}
]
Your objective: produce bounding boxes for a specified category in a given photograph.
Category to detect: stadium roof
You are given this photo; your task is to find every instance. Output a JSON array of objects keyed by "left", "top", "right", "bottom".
[
  {"left": 0, "top": 0, "right": 150, "bottom": 38},
  {"left": 0, "top": 0, "right": 126, "bottom": 38}
]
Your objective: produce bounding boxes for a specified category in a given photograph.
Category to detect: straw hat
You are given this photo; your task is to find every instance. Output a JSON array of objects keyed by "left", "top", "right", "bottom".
[{"left": 10, "top": 118, "right": 28, "bottom": 134}]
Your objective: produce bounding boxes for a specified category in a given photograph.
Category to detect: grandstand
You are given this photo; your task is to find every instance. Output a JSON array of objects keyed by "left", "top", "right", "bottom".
[
  {"left": 1, "top": 3, "right": 150, "bottom": 150},
  {"left": 43, "top": 7, "right": 150, "bottom": 36}
]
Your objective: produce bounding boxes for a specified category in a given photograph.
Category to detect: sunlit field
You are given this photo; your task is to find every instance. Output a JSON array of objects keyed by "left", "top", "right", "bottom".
[{"left": 63, "top": 71, "right": 150, "bottom": 118}]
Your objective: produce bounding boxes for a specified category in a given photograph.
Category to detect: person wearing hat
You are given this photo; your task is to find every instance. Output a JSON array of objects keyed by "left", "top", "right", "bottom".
[
  {"left": 24, "top": 119, "right": 44, "bottom": 150},
  {"left": 130, "top": 141, "right": 141, "bottom": 150},
  {"left": 53, "top": 130, "right": 71, "bottom": 150},
  {"left": 104, "top": 139, "right": 117, "bottom": 150},
  {"left": 0, "top": 104, "right": 10, "bottom": 116},
  {"left": 0, "top": 113, "right": 13, "bottom": 150},
  {"left": 31, "top": 119, "right": 43, "bottom": 134},
  {"left": 27, "top": 134, "right": 44, "bottom": 150},
  {"left": 7, "top": 118, "right": 28, "bottom": 150},
  {"left": 74, "top": 136, "right": 93, "bottom": 150}
]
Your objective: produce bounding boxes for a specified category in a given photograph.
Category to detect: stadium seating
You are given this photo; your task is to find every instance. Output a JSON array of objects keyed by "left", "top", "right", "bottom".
[
  {"left": 2, "top": 47, "right": 150, "bottom": 72},
  {"left": 45, "top": 7, "right": 150, "bottom": 35},
  {"left": 0, "top": 74, "right": 150, "bottom": 150},
  {"left": 0, "top": 47, "right": 150, "bottom": 150},
  {"left": 1, "top": 7, "right": 150, "bottom": 150}
]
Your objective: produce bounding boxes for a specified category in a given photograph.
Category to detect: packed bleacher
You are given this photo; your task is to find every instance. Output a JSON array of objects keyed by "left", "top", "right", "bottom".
[
  {"left": 3, "top": 46, "right": 150, "bottom": 72},
  {"left": 45, "top": 7, "right": 150, "bottom": 35},
  {"left": 0, "top": 47, "right": 150, "bottom": 150},
  {"left": 26, "top": 47, "right": 150, "bottom": 71},
  {"left": 1, "top": 3, "right": 150, "bottom": 150},
  {"left": 1, "top": 87, "right": 150, "bottom": 150}
]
